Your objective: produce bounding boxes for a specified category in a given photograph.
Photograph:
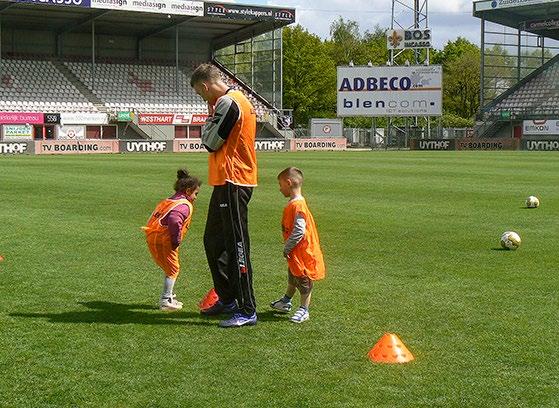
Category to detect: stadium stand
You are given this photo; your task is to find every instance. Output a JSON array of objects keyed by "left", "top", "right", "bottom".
[
  {"left": 476, "top": 54, "right": 559, "bottom": 138},
  {"left": 0, "top": 58, "right": 97, "bottom": 113},
  {"left": 64, "top": 61, "right": 206, "bottom": 115}
]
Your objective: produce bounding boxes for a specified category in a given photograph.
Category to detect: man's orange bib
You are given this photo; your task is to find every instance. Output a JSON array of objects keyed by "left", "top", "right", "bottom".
[
  {"left": 208, "top": 90, "right": 258, "bottom": 186},
  {"left": 282, "top": 197, "right": 325, "bottom": 280}
]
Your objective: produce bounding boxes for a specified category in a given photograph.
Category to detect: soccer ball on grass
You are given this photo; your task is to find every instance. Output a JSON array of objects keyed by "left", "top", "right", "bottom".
[
  {"left": 500, "top": 231, "right": 521, "bottom": 250},
  {"left": 525, "top": 196, "right": 540, "bottom": 208}
]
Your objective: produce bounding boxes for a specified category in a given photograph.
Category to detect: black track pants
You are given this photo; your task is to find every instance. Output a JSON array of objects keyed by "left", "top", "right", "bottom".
[{"left": 204, "top": 183, "right": 256, "bottom": 315}]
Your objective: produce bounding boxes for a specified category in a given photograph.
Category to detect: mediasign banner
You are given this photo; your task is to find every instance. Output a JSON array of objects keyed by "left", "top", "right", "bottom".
[
  {"left": 0, "top": 112, "right": 44, "bottom": 125},
  {"left": 173, "top": 138, "right": 206, "bottom": 153},
  {"left": 120, "top": 140, "right": 171, "bottom": 153},
  {"left": 204, "top": 2, "right": 295, "bottom": 22},
  {"left": 10, "top": 0, "right": 91, "bottom": 8},
  {"left": 36, "top": 140, "right": 119, "bottom": 155},
  {"left": 60, "top": 112, "right": 108, "bottom": 125},
  {"left": 474, "top": 0, "right": 554, "bottom": 11},
  {"left": 91, "top": 0, "right": 204, "bottom": 16},
  {"left": 0, "top": 141, "right": 34, "bottom": 154},
  {"left": 2, "top": 124, "right": 34, "bottom": 140},
  {"left": 291, "top": 138, "right": 347, "bottom": 151},
  {"left": 410, "top": 139, "right": 455, "bottom": 150},
  {"left": 523, "top": 119, "right": 559, "bottom": 135},
  {"left": 57, "top": 125, "right": 86, "bottom": 140},
  {"left": 337, "top": 65, "right": 442, "bottom": 117},
  {"left": 455, "top": 138, "right": 520, "bottom": 151},
  {"left": 138, "top": 113, "right": 208, "bottom": 125},
  {"left": 386, "top": 29, "right": 432, "bottom": 50}
]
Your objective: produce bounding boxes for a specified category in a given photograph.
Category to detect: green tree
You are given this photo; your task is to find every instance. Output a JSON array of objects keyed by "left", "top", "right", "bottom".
[{"left": 282, "top": 25, "right": 337, "bottom": 126}]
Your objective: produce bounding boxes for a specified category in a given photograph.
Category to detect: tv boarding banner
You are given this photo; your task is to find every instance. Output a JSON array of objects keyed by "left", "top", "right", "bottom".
[
  {"left": 35, "top": 140, "right": 119, "bottom": 155},
  {"left": 337, "top": 65, "right": 442, "bottom": 117},
  {"left": 90, "top": 0, "right": 204, "bottom": 16},
  {"left": 292, "top": 138, "right": 347, "bottom": 151}
]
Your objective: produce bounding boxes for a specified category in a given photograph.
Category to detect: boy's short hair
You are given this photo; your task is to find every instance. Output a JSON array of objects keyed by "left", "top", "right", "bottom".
[
  {"left": 190, "top": 63, "right": 222, "bottom": 87},
  {"left": 278, "top": 167, "right": 303, "bottom": 186}
]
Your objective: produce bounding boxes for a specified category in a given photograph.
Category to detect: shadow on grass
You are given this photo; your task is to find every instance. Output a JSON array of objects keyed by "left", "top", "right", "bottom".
[
  {"left": 10, "top": 301, "right": 216, "bottom": 326},
  {"left": 491, "top": 247, "right": 510, "bottom": 251},
  {"left": 256, "top": 310, "right": 291, "bottom": 323}
]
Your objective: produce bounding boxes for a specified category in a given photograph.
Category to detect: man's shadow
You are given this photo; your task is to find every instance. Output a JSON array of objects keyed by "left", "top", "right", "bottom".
[{"left": 10, "top": 301, "right": 215, "bottom": 326}]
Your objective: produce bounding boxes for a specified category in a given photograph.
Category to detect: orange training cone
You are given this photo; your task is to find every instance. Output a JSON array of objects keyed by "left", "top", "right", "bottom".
[
  {"left": 368, "top": 333, "right": 415, "bottom": 364},
  {"left": 198, "top": 288, "right": 219, "bottom": 311}
]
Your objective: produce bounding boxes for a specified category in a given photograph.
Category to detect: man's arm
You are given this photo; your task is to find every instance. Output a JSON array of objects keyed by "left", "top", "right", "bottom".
[{"left": 202, "top": 95, "right": 240, "bottom": 152}]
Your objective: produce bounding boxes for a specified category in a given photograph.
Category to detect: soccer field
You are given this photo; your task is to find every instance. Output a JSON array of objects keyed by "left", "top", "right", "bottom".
[{"left": 0, "top": 151, "right": 557, "bottom": 408}]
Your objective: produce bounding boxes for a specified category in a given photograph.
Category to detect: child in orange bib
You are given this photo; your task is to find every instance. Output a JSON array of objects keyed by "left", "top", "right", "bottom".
[
  {"left": 270, "top": 167, "right": 325, "bottom": 323},
  {"left": 143, "top": 169, "right": 201, "bottom": 311}
]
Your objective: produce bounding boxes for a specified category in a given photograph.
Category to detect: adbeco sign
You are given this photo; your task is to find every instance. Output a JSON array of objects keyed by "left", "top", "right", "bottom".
[
  {"left": 138, "top": 113, "right": 208, "bottom": 125},
  {"left": 0, "top": 112, "right": 44, "bottom": 124}
]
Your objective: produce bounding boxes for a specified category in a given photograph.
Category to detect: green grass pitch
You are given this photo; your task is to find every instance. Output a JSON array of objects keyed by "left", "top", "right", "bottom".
[{"left": 0, "top": 151, "right": 558, "bottom": 407}]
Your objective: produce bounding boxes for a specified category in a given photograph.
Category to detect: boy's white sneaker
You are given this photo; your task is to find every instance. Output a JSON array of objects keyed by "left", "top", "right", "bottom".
[
  {"left": 290, "top": 307, "right": 309, "bottom": 323},
  {"left": 270, "top": 298, "right": 292, "bottom": 313},
  {"left": 159, "top": 296, "right": 183, "bottom": 311}
]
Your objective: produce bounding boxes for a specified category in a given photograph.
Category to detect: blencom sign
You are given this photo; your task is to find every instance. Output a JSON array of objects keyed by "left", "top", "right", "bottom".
[{"left": 337, "top": 66, "right": 442, "bottom": 117}]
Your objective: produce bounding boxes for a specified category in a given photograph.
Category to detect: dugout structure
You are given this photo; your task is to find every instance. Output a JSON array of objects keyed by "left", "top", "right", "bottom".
[
  {"left": 474, "top": 0, "right": 559, "bottom": 138},
  {"left": 0, "top": 0, "right": 294, "bottom": 140}
]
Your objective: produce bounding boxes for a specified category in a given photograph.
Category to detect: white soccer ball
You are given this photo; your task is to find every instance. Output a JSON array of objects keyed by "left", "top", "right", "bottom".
[
  {"left": 526, "top": 196, "right": 540, "bottom": 208},
  {"left": 500, "top": 231, "right": 521, "bottom": 250}
]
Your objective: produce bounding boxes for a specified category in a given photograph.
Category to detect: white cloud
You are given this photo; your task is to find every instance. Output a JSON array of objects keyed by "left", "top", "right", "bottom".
[{"left": 264, "top": 0, "right": 480, "bottom": 49}]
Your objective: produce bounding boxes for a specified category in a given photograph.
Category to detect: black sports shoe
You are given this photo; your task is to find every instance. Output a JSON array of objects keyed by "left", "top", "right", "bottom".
[{"left": 200, "top": 300, "right": 238, "bottom": 316}]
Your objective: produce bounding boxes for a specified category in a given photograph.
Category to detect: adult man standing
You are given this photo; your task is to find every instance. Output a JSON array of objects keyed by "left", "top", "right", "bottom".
[{"left": 190, "top": 64, "right": 258, "bottom": 328}]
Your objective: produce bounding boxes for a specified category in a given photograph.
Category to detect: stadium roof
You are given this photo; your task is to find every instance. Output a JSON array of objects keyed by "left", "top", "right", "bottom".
[
  {"left": 0, "top": 1, "right": 295, "bottom": 49},
  {"left": 473, "top": 0, "right": 559, "bottom": 41}
]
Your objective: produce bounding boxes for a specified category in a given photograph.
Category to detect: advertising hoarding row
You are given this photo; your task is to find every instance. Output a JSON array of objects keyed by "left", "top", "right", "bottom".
[
  {"left": 474, "top": 0, "right": 554, "bottom": 12},
  {"left": 409, "top": 137, "right": 559, "bottom": 151},
  {"left": 0, "top": 138, "right": 348, "bottom": 155}
]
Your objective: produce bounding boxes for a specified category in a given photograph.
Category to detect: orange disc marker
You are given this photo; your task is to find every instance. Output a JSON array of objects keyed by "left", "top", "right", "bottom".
[
  {"left": 0, "top": 255, "right": 4, "bottom": 262},
  {"left": 368, "top": 333, "right": 415, "bottom": 364},
  {"left": 198, "top": 288, "right": 219, "bottom": 311}
]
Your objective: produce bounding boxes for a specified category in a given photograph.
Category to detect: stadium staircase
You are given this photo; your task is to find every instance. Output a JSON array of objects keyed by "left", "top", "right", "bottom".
[
  {"left": 475, "top": 53, "right": 559, "bottom": 138},
  {"left": 52, "top": 60, "right": 107, "bottom": 113}
]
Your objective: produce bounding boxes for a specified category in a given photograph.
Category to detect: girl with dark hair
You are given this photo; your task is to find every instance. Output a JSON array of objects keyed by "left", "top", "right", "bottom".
[{"left": 142, "top": 169, "right": 202, "bottom": 311}]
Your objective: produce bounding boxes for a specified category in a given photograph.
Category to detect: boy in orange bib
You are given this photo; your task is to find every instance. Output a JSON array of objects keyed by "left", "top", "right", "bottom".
[
  {"left": 143, "top": 169, "right": 201, "bottom": 311},
  {"left": 270, "top": 167, "right": 325, "bottom": 323}
]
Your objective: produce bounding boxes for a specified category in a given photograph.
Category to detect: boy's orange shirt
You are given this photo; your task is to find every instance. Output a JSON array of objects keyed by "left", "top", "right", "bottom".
[{"left": 282, "top": 197, "right": 325, "bottom": 281}]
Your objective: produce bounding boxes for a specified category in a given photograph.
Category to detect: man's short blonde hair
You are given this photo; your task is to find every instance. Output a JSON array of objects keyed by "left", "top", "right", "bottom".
[
  {"left": 190, "top": 63, "right": 222, "bottom": 87},
  {"left": 278, "top": 167, "right": 303, "bottom": 187}
]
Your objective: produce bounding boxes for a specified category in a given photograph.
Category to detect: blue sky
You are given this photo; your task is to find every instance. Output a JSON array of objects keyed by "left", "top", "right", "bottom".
[{"left": 240, "top": 0, "right": 481, "bottom": 49}]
